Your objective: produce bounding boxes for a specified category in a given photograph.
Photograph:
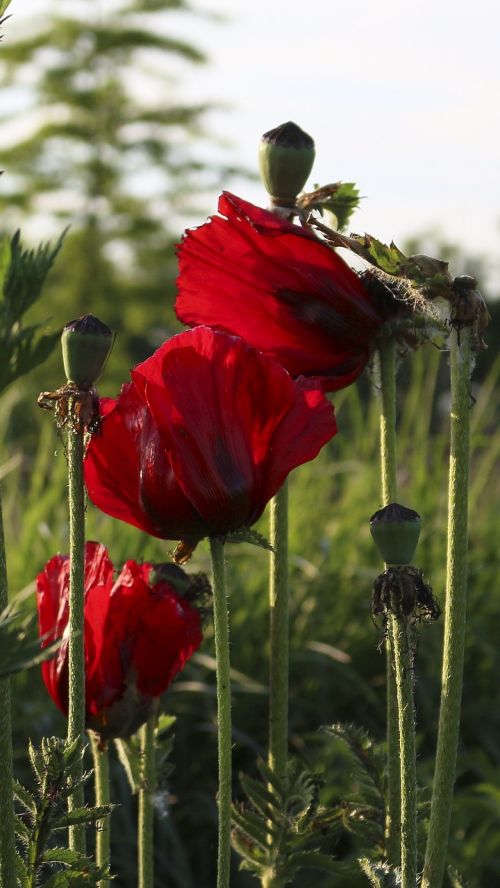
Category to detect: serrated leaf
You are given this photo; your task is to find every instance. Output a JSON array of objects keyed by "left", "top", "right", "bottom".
[
  {"left": 320, "top": 182, "right": 361, "bottom": 231},
  {"left": 358, "top": 857, "right": 401, "bottom": 887},
  {"left": 15, "top": 851, "right": 29, "bottom": 888},
  {"left": 42, "top": 847, "right": 83, "bottom": 865},
  {"left": 239, "top": 774, "right": 279, "bottom": 820},
  {"left": 13, "top": 779, "right": 37, "bottom": 814},
  {"left": 285, "top": 849, "right": 341, "bottom": 875},
  {"left": 224, "top": 528, "right": 273, "bottom": 551},
  {"left": 231, "top": 807, "right": 274, "bottom": 851},
  {"left": 14, "top": 816, "right": 30, "bottom": 843},
  {"left": 42, "top": 864, "right": 109, "bottom": 887},
  {"left": 114, "top": 736, "right": 141, "bottom": 794},
  {"left": 53, "top": 804, "right": 113, "bottom": 829}
]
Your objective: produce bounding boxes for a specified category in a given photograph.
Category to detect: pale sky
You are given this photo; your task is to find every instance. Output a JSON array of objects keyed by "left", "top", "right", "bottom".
[{"left": 4, "top": 0, "right": 500, "bottom": 287}]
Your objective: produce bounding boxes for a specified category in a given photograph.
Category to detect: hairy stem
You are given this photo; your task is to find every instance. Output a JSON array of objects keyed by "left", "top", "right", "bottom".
[
  {"left": 268, "top": 482, "right": 289, "bottom": 783},
  {"left": 210, "top": 537, "right": 232, "bottom": 888},
  {"left": 390, "top": 611, "right": 417, "bottom": 887},
  {"left": 138, "top": 716, "right": 156, "bottom": 888},
  {"left": 377, "top": 338, "right": 401, "bottom": 863},
  {"left": 0, "top": 492, "right": 17, "bottom": 888},
  {"left": 422, "top": 329, "right": 473, "bottom": 887},
  {"left": 67, "top": 424, "right": 86, "bottom": 853},
  {"left": 91, "top": 736, "right": 110, "bottom": 886}
]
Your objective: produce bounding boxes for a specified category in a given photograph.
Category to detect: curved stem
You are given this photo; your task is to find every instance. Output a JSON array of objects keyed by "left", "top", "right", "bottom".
[
  {"left": 138, "top": 716, "right": 156, "bottom": 888},
  {"left": 389, "top": 611, "right": 417, "bottom": 887},
  {"left": 422, "top": 329, "right": 473, "bottom": 887},
  {"left": 67, "top": 424, "right": 86, "bottom": 853},
  {"left": 90, "top": 735, "right": 110, "bottom": 886},
  {"left": 268, "top": 482, "right": 289, "bottom": 783},
  {"left": 377, "top": 339, "right": 401, "bottom": 864},
  {"left": 0, "top": 492, "right": 17, "bottom": 888},
  {"left": 210, "top": 537, "right": 232, "bottom": 888}
]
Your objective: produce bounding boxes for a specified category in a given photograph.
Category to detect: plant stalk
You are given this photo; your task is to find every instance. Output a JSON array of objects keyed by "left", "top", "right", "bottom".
[
  {"left": 138, "top": 716, "right": 156, "bottom": 888},
  {"left": 377, "top": 338, "right": 401, "bottom": 863},
  {"left": 389, "top": 610, "right": 417, "bottom": 887},
  {"left": 0, "top": 491, "right": 17, "bottom": 888},
  {"left": 268, "top": 482, "right": 289, "bottom": 783},
  {"left": 422, "top": 329, "right": 473, "bottom": 887},
  {"left": 210, "top": 537, "right": 232, "bottom": 888},
  {"left": 66, "top": 422, "right": 86, "bottom": 853},
  {"left": 91, "top": 735, "right": 110, "bottom": 886}
]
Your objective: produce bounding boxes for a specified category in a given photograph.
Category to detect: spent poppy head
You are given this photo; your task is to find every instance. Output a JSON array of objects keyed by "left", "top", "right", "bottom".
[
  {"left": 175, "top": 192, "right": 387, "bottom": 393},
  {"left": 84, "top": 326, "right": 337, "bottom": 557},
  {"left": 36, "top": 541, "right": 204, "bottom": 739}
]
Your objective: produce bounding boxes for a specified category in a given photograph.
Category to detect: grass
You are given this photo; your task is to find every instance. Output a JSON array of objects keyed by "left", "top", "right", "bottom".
[{"left": 2, "top": 343, "right": 499, "bottom": 886}]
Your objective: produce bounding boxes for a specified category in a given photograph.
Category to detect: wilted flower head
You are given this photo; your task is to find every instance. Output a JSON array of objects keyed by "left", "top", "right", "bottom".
[
  {"left": 36, "top": 542, "right": 204, "bottom": 738},
  {"left": 176, "top": 192, "right": 387, "bottom": 392}
]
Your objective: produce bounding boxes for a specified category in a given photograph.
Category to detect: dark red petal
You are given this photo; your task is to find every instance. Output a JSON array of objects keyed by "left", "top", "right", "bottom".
[
  {"left": 132, "top": 327, "right": 337, "bottom": 531},
  {"left": 176, "top": 192, "right": 382, "bottom": 391},
  {"left": 84, "top": 384, "right": 204, "bottom": 541}
]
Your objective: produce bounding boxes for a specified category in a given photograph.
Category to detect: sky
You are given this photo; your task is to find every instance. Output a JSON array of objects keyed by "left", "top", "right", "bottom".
[
  {"left": 170, "top": 0, "right": 500, "bottom": 287},
  {"left": 4, "top": 0, "right": 500, "bottom": 287}
]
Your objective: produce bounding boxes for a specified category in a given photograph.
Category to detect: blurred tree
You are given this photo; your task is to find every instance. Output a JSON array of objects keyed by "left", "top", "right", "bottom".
[{"left": 0, "top": 0, "right": 235, "bottom": 388}]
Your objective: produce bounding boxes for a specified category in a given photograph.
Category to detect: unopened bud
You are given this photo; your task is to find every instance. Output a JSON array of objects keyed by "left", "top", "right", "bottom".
[
  {"left": 259, "top": 121, "right": 315, "bottom": 206},
  {"left": 61, "top": 314, "right": 113, "bottom": 387},
  {"left": 370, "top": 502, "right": 421, "bottom": 565}
]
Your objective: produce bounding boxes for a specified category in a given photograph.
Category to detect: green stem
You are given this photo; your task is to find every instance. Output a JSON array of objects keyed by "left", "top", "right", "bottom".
[
  {"left": 0, "top": 491, "right": 17, "bottom": 888},
  {"left": 66, "top": 424, "right": 86, "bottom": 853},
  {"left": 389, "top": 611, "right": 417, "bottom": 887},
  {"left": 268, "top": 482, "right": 289, "bottom": 783},
  {"left": 91, "top": 735, "right": 110, "bottom": 886},
  {"left": 210, "top": 537, "right": 232, "bottom": 888},
  {"left": 138, "top": 716, "right": 156, "bottom": 888},
  {"left": 422, "top": 329, "right": 473, "bottom": 888},
  {"left": 377, "top": 339, "right": 401, "bottom": 864}
]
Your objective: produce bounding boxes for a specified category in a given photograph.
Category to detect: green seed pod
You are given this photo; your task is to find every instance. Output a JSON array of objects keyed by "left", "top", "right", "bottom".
[
  {"left": 61, "top": 314, "right": 113, "bottom": 387},
  {"left": 370, "top": 502, "right": 421, "bottom": 565},
  {"left": 259, "top": 121, "right": 315, "bottom": 206}
]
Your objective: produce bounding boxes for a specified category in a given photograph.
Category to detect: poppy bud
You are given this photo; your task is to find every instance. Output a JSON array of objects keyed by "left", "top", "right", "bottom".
[
  {"left": 259, "top": 121, "right": 315, "bottom": 206},
  {"left": 370, "top": 502, "right": 421, "bottom": 565},
  {"left": 61, "top": 314, "right": 113, "bottom": 387}
]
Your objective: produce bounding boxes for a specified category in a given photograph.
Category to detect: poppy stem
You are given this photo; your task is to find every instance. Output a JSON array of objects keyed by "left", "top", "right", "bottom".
[
  {"left": 90, "top": 735, "right": 111, "bottom": 885},
  {"left": 389, "top": 610, "right": 417, "bottom": 887},
  {"left": 138, "top": 715, "right": 156, "bottom": 888},
  {"left": 421, "top": 329, "right": 473, "bottom": 888},
  {"left": 268, "top": 481, "right": 289, "bottom": 783},
  {"left": 376, "top": 338, "right": 401, "bottom": 865},
  {"left": 66, "top": 421, "right": 86, "bottom": 853},
  {"left": 0, "top": 492, "right": 17, "bottom": 888},
  {"left": 209, "top": 537, "right": 232, "bottom": 888}
]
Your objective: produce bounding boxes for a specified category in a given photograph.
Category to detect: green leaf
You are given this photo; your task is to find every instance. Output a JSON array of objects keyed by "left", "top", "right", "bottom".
[
  {"left": 0, "top": 606, "right": 61, "bottom": 677},
  {"left": 13, "top": 779, "right": 37, "bottom": 815},
  {"left": 239, "top": 774, "right": 279, "bottom": 820},
  {"left": 114, "top": 736, "right": 141, "bottom": 794},
  {"left": 53, "top": 804, "right": 113, "bottom": 830},
  {"left": 15, "top": 851, "right": 29, "bottom": 888},
  {"left": 42, "top": 847, "right": 84, "bottom": 865},
  {"left": 224, "top": 528, "right": 273, "bottom": 551},
  {"left": 320, "top": 182, "right": 361, "bottom": 231},
  {"left": 231, "top": 806, "right": 274, "bottom": 851},
  {"left": 285, "top": 849, "right": 342, "bottom": 876},
  {"left": 358, "top": 858, "right": 401, "bottom": 887}
]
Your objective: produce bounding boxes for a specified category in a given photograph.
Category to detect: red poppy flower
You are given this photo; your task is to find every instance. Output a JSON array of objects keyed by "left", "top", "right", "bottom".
[
  {"left": 175, "top": 192, "right": 386, "bottom": 392},
  {"left": 36, "top": 541, "right": 203, "bottom": 738},
  {"left": 84, "top": 326, "right": 336, "bottom": 553}
]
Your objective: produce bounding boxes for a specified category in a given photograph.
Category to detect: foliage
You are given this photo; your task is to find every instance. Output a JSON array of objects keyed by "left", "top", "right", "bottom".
[
  {"left": 232, "top": 757, "right": 343, "bottom": 885},
  {"left": 0, "top": 604, "right": 59, "bottom": 677},
  {"left": 14, "top": 736, "right": 112, "bottom": 886},
  {"left": 114, "top": 712, "right": 176, "bottom": 795},
  {"left": 0, "top": 230, "right": 63, "bottom": 394}
]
